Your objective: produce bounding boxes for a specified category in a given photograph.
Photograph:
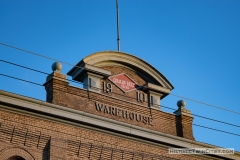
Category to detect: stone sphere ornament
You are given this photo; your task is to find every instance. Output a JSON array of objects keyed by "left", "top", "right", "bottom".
[
  {"left": 177, "top": 100, "right": 186, "bottom": 108},
  {"left": 52, "top": 62, "right": 62, "bottom": 72}
]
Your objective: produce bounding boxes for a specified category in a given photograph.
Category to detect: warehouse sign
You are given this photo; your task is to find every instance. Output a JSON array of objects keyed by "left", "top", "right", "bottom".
[
  {"left": 95, "top": 102, "right": 153, "bottom": 125},
  {"left": 109, "top": 73, "right": 139, "bottom": 92}
]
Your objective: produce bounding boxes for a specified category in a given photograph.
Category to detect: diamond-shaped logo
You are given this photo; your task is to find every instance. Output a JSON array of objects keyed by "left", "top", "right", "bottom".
[{"left": 109, "top": 73, "right": 139, "bottom": 92}]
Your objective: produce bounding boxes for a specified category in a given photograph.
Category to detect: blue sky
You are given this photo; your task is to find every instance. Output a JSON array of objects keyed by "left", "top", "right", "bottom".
[{"left": 0, "top": 0, "right": 240, "bottom": 152}]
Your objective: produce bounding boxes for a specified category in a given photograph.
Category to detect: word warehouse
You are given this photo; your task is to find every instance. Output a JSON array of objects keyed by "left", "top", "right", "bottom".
[{"left": 95, "top": 102, "right": 153, "bottom": 125}]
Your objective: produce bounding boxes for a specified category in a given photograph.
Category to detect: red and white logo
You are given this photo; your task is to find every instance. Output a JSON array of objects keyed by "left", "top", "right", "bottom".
[{"left": 108, "top": 73, "right": 139, "bottom": 92}]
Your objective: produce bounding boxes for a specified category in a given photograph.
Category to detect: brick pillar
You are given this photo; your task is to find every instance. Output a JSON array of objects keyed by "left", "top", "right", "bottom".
[
  {"left": 43, "top": 62, "right": 69, "bottom": 105},
  {"left": 174, "top": 100, "right": 195, "bottom": 140}
]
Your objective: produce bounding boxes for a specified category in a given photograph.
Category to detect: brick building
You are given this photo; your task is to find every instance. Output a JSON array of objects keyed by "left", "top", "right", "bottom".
[{"left": 0, "top": 51, "right": 239, "bottom": 160}]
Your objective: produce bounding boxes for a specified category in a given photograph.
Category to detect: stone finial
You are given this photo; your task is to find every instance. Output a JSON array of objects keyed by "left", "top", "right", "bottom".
[
  {"left": 174, "top": 100, "right": 192, "bottom": 117},
  {"left": 177, "top": 100, "right": 186, "bottom": 108},
  {"left": 52, "top": 62, "right": 62, "bottom": 72}
]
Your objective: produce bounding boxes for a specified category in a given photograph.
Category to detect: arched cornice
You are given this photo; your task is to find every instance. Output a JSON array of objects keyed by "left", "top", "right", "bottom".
[{"left": 81, "top": 51, "right": 174, "bottom": 90}]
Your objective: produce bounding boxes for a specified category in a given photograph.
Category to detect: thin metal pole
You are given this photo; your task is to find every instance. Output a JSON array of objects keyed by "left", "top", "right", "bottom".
[{"left": 116, "top": 0, "right": 120, "bottom": 51}]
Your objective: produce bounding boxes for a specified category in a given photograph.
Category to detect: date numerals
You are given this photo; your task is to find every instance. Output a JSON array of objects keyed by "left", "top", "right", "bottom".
[
  {"left": 103, "top": 82, "right": 145, "bottom": 103},
  {"left": 103, "top": 82, "right": 112, "bottom": 93},
  {"left": 136, "top": 91, "right": 145, "bottom": 103}
]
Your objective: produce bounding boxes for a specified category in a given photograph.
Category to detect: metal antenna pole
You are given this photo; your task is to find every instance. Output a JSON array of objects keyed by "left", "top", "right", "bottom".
[{"left": 116, "top": 0, "right": 120, "bottom": 51}]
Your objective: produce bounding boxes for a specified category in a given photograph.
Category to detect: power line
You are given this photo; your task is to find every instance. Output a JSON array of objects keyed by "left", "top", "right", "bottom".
[
  {"left": 190, "top": 113, "right": 240, "bottom": 128},
  {"left": 0, "top": 73, "right": 240, "bottom": 137},
  {"left": 0, "top": 42, "right": 78, "bottom": 68},
  {"left": 192, "top": 124, "right": 240, "bottom": 137},
  {"left": 0, "top": 42, "right": 239, "bottom": 115},
  {"left": 0, "top": 59, "right": 49, "bottom": 75},
  {"left": 0, "top": 59, "right": 84, "bottom": 86},
  {"left": 0, "top": 73, "right": 43, "bottom": 86},
  {"left": 159, "top": 104, "right": 240, "bottom": 128},
  {"left": 1, "top": 59, "right": 240, "bottom": 128},
  {"left": 169, "top": 93, "right": 240, "bottom": 114}
]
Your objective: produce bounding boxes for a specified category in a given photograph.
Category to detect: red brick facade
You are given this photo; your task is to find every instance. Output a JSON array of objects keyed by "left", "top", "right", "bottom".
[
  {"left": 44, "top": 67, "right": 194, "bottom": 140},
  {"left": 0, "top": 109, "right": 201, "bottom": 160}
]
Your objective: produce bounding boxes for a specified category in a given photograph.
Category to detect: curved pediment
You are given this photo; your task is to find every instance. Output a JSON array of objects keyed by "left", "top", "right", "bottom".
[{"left": 68, "top": 51, "right": 173, "bottom": 90}]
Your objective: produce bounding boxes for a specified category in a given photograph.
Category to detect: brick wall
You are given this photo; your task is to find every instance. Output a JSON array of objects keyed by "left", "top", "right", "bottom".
[
  {"left": 45, "top": 68, "right": 195, "bottom": 140},
  {"left": 0, "top": 110, "right": 202, "bottom": 160}
]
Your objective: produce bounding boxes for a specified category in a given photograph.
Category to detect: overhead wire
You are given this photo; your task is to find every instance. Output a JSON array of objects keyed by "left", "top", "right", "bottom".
[
  {"left": 0, "top": 73, "right": 240, "bottom": 137},
  {"left": 0, "top": 42, "right": 77, "bottom": 68},
  {"left": 0, "top": 42, "right": 239, "bottom": 115},
  {"left": 169, "top": 93, "right": 239, "bottom": 114},
  {"left": 0, "top": 73, "right": 42, "bottom": 86},
  {"left": 1, "top": 59, "right": 240, "bottom": 128},
  {"left": 0, "top": 59, "right": 84, "bottom": 86},
  {"left": 192, "top": 124, "right": 240, "bottom": 137},
  {"left": 1, "top": 43, "right": 240, "bottom": 139},
  {"left": 0, "top": 59, "right": 49, "bottom": 75}
]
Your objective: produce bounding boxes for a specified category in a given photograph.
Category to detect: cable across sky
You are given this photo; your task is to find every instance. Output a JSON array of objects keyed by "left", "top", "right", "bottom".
[
  {"left": 1, "top": 59, "right": 240, "bottom": 129},
  {"left": 0, "top": 42, "right": 239, "bottom": 115}
]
